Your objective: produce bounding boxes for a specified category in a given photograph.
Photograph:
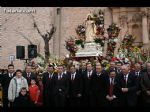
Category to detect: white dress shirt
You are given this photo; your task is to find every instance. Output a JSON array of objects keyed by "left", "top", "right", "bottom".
[
  {"left": 109, "top": 77, "right": 114, "bottom": 84},
  {"left": 49, "top": 72, "right": 53, "bottom": 78},
  {"left": 9, "top": 73, "right": 14, "bottom": 77},
  {"left": 27, "top": 73, "right": 31, "bottom": 77},
  {"left": 71, "top": 72, "right": 76, "bottom": 80},
  {"left": 135, "top": 71, "right": 140, "bottom": 76},
  {"left": 58, "top": 73, "right": 63, "bottom": 80},
  {"left": 87, "top": 70, "right": 92, "bottom": 78},
  {"left": 124, "top": 73, "right": 129, "bottom": 83}
]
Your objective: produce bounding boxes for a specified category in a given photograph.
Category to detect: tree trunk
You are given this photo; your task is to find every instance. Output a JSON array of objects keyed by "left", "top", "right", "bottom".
[{"left": 44, "top": 40, "right": 50, "bottom": 62}]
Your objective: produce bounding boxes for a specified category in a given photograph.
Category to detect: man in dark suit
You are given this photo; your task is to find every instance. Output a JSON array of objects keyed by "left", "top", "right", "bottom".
[
  {"left": 116, "top": 65, "right": 138, "bottom": 106},
  {"left": 63, "top": 65, "right": 69, "bottom": 74},
  {"left": 78, "top": 62, "right": 87, "bottom": 105},
  {"left": 141, "top": 62, "right": 150, "bottom": 107},
  {"left": 82, "top": 62, "right": 94, "bottom": 107},
  {"left": 134, "top": 63, "right": 143, "bottom": 106},
  {"left": 68, "top": 65, "right": 82, "bottom": 107},
  {"left": 78, "top": 62, "right": 87, "bottom": 76},
  {"left": 53, "top": 65, "right": 69, "bottom": 107},
  {"left": 91, "top": 64, "right": 108, "bottom": 107},
  {"left": 42, "top": 64, "right": 55, "bottom": 107},
  {"left": 116, "top": 62, "right": 122, "bottom": 75},
  {"left": 105, "top": 70, "right": 118, "bottom": 107},
  {"left": 22, "top": 65, "right": 37, "bottom": 85},
  {"left": 1, "top": 64, "right": 15, "bottom": 107},
  {"left": 107, "top": 61, "right": 117, "bottom": 74},
  {"left": 0, "top": 69, "right": 2, "bottom": 84}
]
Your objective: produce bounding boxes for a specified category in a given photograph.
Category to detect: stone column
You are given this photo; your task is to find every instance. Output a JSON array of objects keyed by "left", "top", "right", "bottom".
[
  {"left": 141, "top": 8, "right": 149, "bottom": 45},
  {"left": 103, "top": 7, "right": 113, "bottom": 57},
  {"left": 114, "top": 8, "right": 128, "bottom": 56},
  {"left": 112, "top": 8, "right": 120, "bottom": 25},
  {"left": 53, "top": 7, "right": 62, "bottom": 57},
  {"left": 0, "top": 7, "right": 2, "bottom": 67},
  {"left": 104, "top": 7, "right": 113, "bottom": 26}
]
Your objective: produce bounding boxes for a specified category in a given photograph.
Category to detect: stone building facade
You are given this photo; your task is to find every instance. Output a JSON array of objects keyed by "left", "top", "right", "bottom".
[{"left": 0, "top": 7, "right": 150, "bottom": 69}]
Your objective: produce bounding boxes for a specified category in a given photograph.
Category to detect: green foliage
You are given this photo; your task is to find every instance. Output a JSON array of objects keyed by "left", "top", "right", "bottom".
[
  {"left": 94, "top": 38, "right": 105, "bottom": 46},
  {"left": 37, "top": 53, "right": 47, "bottom": 69},
  {"left": 75, "top": 39, "right": 83, "bottom": 45}
]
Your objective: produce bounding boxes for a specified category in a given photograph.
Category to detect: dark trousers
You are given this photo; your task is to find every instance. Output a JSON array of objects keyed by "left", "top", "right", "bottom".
[
  {"left": 3, "top": 97, "right": 9, "bottom": 107},
  {"left": 43, "top": 91, "right": 54, "bottom": 107},
  {"left": 143, "top": 102, "right": 150, "bottom": 107},
  {"left": 93, "top": 93, "right": 107, "bottom": 107},
  {"left": 106, "top": 99, "right": 118, "bottom": 107},
  {"left": 30, "top": 101, "right": 37, "bottom": 107},
  {"left": 137, "top": 94, "right": 143, "bottom": 106},
  {"left": 82, "top": 93, "right": 94, "bottom": 107},
  {"left": 54, "top": 93, "right": 66, "bottom": 107},
  {"left": 69, "top": 96, "right": 81, "bottom": 107},
  {"left": 8, "top": 101, "right": 13, "bottom": 107},
  {"left": 118, "top": 98, "right": 137, "bottom": 107}
]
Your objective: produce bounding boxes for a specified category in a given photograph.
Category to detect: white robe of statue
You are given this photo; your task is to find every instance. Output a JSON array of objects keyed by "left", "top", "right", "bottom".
[{"left": 85, "top": 17, "right": 96, "bottom": 42}]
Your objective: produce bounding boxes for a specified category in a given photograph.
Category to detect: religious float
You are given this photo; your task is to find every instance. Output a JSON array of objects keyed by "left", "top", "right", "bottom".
[
  {"left": 36, "top": 9, "right": 150, "bottom": 70},
  {"left": 65, "top": 9, "right": 150, "bottom": 66},
  {"left": 65, "top": 9, "right": 121, "bottom": 63}
]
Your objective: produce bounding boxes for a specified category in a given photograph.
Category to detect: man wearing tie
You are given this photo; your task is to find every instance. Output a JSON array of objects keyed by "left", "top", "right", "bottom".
[
  {"left": 68, "top": 65, "right": 82, "bottom": 107},
  {"left": 116, "top": 65, "right": 138, "bottom": 106},
  {"left": 23, "top": 65, "right": 37, "bottom": 85},
  {"left": 116, "top": 62, "right": 122, "bottom": 75},
  {"left": 92, "top": 64, "right": 108, "bottom": 107},
  {"left": 1, "top": 64, "right": 15, "bottom": 107},
  {"left": 42, "top": 65, "right": 55, "bottom": 107},
  {"left": 78, "top": 62, "right": 87, "bottom": 77},
  {"left": 82, "top": 62, "right": 94, "bottom": 107},
  {"left": 53, "top": 65, "right": 69, "bottom": 107},
  {"left": 107, "top": 61, "right": 117, "bottom": 74},
  {"left": 105, "top": 70, "right": 118, "bottom": 107},
  {"left": 141, "top": 62, "right": 150, "bottom": 107},
  {"left": 134, "top": 63, "right": 143, "bottom": 106}
]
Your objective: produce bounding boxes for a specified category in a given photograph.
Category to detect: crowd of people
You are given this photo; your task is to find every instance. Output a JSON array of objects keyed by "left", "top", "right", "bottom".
[{"left": 0, "top": 60, "right": 150, "bottom": 107}]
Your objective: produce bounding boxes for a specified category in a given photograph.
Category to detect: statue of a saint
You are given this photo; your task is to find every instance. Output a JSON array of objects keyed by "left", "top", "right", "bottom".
[{"left": 84, "top": 14, "right": 96, "bottom": 42}]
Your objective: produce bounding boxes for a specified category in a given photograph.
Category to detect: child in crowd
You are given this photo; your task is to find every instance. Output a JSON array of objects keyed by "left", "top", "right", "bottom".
[
  {"left": 29, "top": 78, "right": 40, "bottom": 106},
  {"left": 36, "top": 75, "right": 43, "bottom": 106},
  {"left": 13, "top": 87, "right": 31, "bottom": 107}
]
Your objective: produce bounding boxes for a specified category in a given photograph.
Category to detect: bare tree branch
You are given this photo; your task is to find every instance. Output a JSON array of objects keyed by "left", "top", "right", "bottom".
[
  {"left": 30, "top": 14, "right": 44, "bottom": 39},
  {"left": 14, "top": 29, "right": 33, "bottom": 44},
  {"left": 29, "top": 13, "right": 56, "bottom": 62},
  {"left": 47, "top": 25, "right": 56, "bottom": 41}
]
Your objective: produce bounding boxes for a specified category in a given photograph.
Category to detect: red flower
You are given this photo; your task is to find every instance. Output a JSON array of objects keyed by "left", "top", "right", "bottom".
[
  {"left": 96, "top": 31, "right": 100, "bottom": 35},
  {"left": 111, "top": 57, "right": 117, "bottom": 62}
]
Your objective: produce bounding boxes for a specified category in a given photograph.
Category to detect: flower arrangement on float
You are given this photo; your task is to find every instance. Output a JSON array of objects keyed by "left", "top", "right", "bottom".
[
  {"left": 106, "top": 23, "right": 121, "bottom": 57},
  {"left": 116, "top": 33, "right": 149, "bottom": 64},
  {"left": 65, "top": 36, "right": 78, "bottom": 57},
  {"left": 94, "top": 36, "right": 105, "bottom": 47}
]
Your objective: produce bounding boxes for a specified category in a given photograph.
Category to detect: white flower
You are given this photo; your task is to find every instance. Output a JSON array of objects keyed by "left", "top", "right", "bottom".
[
  {"left": 125, "top": 58, "right": 129, "bottom": 63},
  {"left": 114, "top": 38, "right": 118, "bottom": 42},
  {"left": 66, "top": 54, "right": 69, "bottom": 58}
]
